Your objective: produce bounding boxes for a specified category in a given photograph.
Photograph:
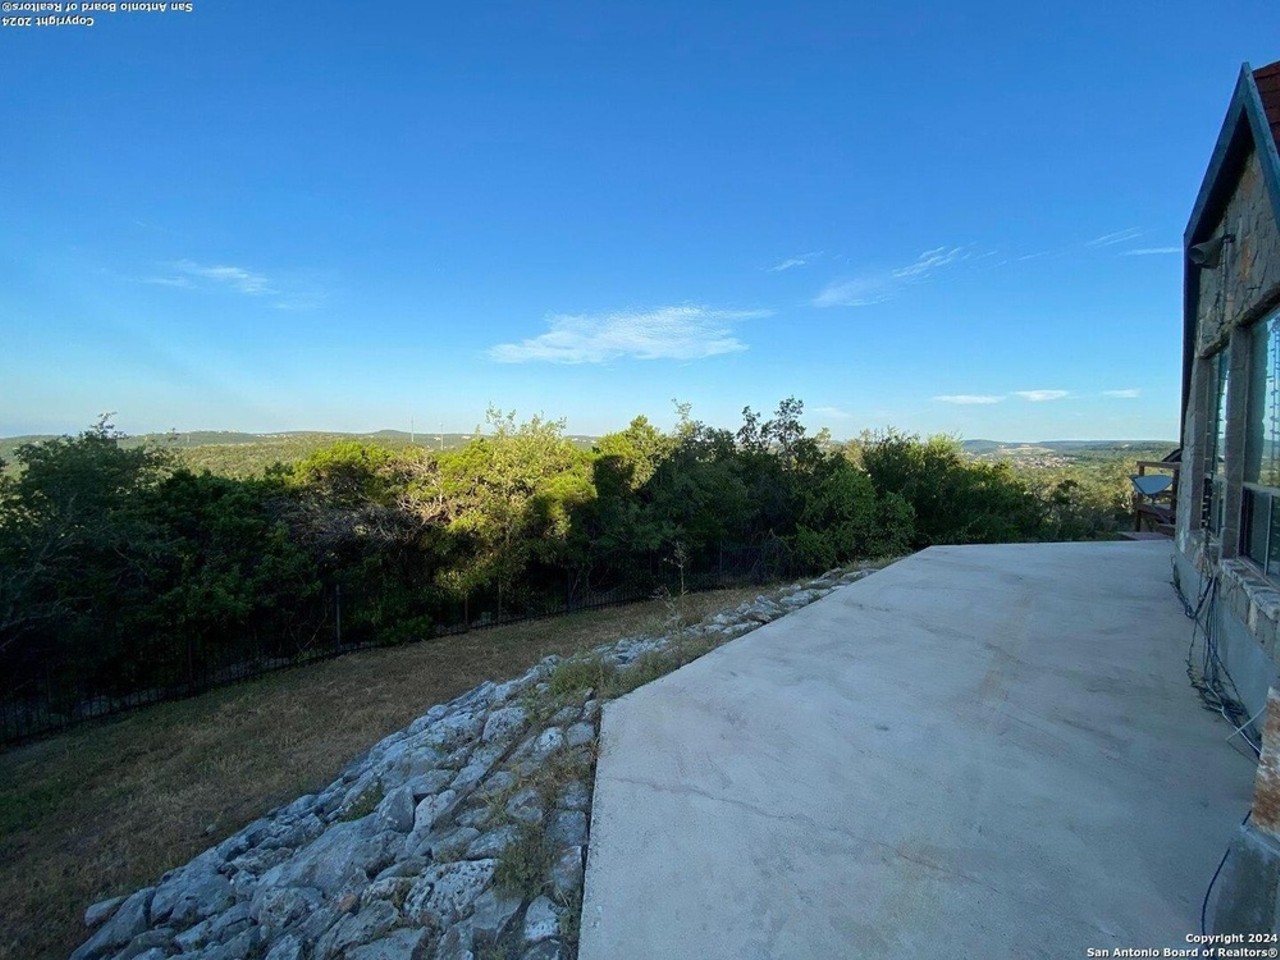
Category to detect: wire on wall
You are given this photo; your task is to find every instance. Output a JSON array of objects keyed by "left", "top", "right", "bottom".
[{"left": 1172, "top": 556, "right": 1262, "bottom": 758}]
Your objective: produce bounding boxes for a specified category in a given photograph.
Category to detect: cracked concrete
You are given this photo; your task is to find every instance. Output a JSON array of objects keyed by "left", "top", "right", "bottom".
[{"left": 579, "top": 542, "right": 1257, "bottom": 959}]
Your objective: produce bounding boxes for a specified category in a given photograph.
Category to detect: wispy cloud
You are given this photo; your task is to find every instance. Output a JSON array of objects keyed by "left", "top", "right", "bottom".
[
  {"left": 1085, "top": 228, "right": 1142, "bottom": 248},
  {"left": 891, "top": 246, "right": 967, "bottom": 279},
  {"left": 137, "top": 260, "right": 329, "bottom": 310},
  {"left": 813, "top": 245, "right": 970, "bottom": 308},
  {"left": 1014, "top": 389, "right": 1069, "bottom": 402},
  {"left": 812, "top": 277, "right": 894, "bottom": 308},
  {"left": 1121, "top": 247, "right": 1181, "bottom": 256},
  {"left": 140, "top": 260, "right": 275, "bottom": 295},
  {"left": 1102, "top": 388, "right": 1141, "bottom": 398},
  {"left": 935, "top": 394, "right": 1004, "bottom": 405},
  {"left": 175, "top": 260, "right": 273, "bottom": 295},
  {"left": 767, "top": 251, "right": 822, "bottom": 273},
  {"left": 488, "top": 305, "right": 767, "bottom": 364},
  {"left": 812, "top": 405, "right": 854, "bottom": 419}
]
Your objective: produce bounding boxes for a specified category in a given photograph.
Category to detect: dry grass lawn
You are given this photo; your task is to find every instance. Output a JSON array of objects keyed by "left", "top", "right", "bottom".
[{"left": 0, "top": 586, "right": 766, "bottom": 960}]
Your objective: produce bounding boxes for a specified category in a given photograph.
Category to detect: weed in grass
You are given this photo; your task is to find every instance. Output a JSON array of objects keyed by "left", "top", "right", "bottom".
[
  {"left": 546, "top": 654, "right": 616, "bottom": 699},
  {"left": 559, "top": 883, "right": 584, "bottom": 945},
  {"left": 336, "top": 780, "right": 383, "bottom": 821},
  {"left": 494, "top": 820, "right": 555, "bottom": 898}
]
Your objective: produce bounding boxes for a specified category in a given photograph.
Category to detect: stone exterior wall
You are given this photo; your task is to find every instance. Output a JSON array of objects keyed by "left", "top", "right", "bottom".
[
  {"left": 1178, "top": 136, "right": 1280, "bottom": 730},
  {"left": 1194, "top": 149, "right": 1280, "bottom": 355}
]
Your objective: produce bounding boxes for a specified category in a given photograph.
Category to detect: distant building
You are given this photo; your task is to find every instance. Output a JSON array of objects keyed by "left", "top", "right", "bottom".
[{"left": 1175, "top": 59, "right": 1280, "bottom": 726}]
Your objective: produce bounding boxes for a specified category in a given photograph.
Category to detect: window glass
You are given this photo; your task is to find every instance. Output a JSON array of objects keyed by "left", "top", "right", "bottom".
[
  {"left": 1206, "top": 351, "right": 1229, "bottom": 532},
  {"left": 1213, "top": 351, "right": 1229, "bottom": 476},
  {"left": 1248, "top": 314, "right": 1280, "bottom": 486}
]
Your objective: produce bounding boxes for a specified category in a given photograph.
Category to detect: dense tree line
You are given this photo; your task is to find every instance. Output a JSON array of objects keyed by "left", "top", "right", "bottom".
[{"left": 0, "top": 401, "right": 1124, "bottom": 730}]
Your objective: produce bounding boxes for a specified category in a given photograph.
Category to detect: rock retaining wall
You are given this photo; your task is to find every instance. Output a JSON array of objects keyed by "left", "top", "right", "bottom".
[{"left": 72, "top": 567, "right": 871, "bottom": 960}]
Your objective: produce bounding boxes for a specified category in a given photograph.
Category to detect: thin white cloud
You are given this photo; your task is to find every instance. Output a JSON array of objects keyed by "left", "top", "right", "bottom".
[
  {"left": 1014, "top": 390, "right": 1070, "bottom": 402},
  {"left": 1103, "top": 388, "right": 1141, "bottom": 398},
  {"left": 813, "top": 245, "right": 970, "bottom": 308},
  {"left": 891, "top": 246, "right": 967, "bottom": 279},
  {"left": 142, "top": 276, "right": 194, "bottom": 288},
  {"left": 812, "top": 277, "right": 894, "bottom": 308},
  {"left": 175, "top": 261, "right": 273, "bottom": 294},
  {"left": 1121, "top": 247, "right": 1181, "bottom": 256},
  {"left": 812, "top": 405, "right": 854, "bottom": 419},
  {"left": 935, "top": 394, "right": 1004, "bottom": 405},
  {"left": 488, "top": 305, "right": 766, "bottom": 364},
  {"left": 1085, "top": 228, "right": 1142, "bottom": 248},
  {"left": 767, "top": 251, "right": 822, "bottom": 273}
]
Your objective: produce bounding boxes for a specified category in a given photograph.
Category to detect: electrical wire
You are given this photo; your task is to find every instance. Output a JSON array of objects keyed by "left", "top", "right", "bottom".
[
  {"left": 1202, "top": 810, "right": 1253, "bottom": 936},
  {"left": 1173, "top": 558, "right": 1262, "bottom": 757},
  {"left": 1173, "top": 562, "right": 1262, "bottom": 934}
]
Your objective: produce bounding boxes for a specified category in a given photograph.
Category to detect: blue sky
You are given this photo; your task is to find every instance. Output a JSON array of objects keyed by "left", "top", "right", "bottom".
[{"left": 3, "top": 2, "right": 1279, "bottom": 442}]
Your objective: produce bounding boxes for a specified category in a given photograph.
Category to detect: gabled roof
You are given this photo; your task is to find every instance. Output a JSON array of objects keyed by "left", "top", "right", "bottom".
[
  {"left": 1184, "top": 61, "right": 1280, "bottom": 246},
  {"left": 1256, "top": 61, "right": 1280, "bottom": 156},
  {"left": 1181, "top": 61, "right": 1280, "bottom": 438}
]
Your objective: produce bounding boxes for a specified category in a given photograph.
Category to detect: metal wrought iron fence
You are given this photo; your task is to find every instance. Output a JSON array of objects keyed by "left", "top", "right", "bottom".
[{"left": 0, "top": 544, "right": 783, "bottom": 744}]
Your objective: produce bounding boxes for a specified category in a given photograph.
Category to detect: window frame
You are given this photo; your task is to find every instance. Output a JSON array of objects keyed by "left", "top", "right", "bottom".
[
  {"left": 1204, "top": 349, "right": 1230, "bottom": 536},
  {"left": 1238, "top": 307, "right": 1280, "bottom": 576}
]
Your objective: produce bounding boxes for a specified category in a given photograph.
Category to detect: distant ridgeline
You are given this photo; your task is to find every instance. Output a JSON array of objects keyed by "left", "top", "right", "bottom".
[{"left": 0, "top": 403, "right": 1160, "bottom": 742}]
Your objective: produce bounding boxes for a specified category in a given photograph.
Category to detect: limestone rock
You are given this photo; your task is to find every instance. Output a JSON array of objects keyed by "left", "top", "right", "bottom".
[
  {"left": 530, "top": 727, "right": 566, "bottom": 760},
  {"left": 420, "top": 710, "right": 484, "bottom": 752},
  {"left": 428, "top": 825, "right": 481, "bottom": 862},
  {"left": 257, "top": 819, "right": 398, "bottom": 898},
  {"left": 413, "top": 789, "right": 459, "bottom": 834},
  {"left": 376, "top": 785, "right": 418, "bottom": 834},
  {"left": 547, "top": 810, "right": 587, "bottom": 848},
  {"left": 520, "top": 941, "right": 567, "bottom": 960},
  {"left": 481, "top": 705, "right": 527, "bottom": 745},
  {"left": 505, "top": 787, "right": 543, "bottom": 825},
  {"left": 564, "top": 723, "right": 594, "bottom": 748},
  {"left": 404, "top": 858, "right": 498, "bottom": 928},
  {"left": 557, "top": 781, "right": 591, "bottom": 812},
  {"left": 465, "top": 824, "right": 519, "bottom": 859},
  {"left": 252, "top": 885, "right": 324, "bottom": 937},
  {"left": 435, "top": 923, "right": 476, "bottom": 960},
  {"left": 203, "top": 926, "right": 262, "bottom": 960},
  {"left": 404, "top": 769, "right": 454, "bottom": 799},
  {"left": 359, "top": 875, "right": 416, "bottom": 910},
  {"left": 114, "top": 928, "right": 175, "bottom": 960},
  {"left": 373, "top": 856, "right": 428, "bottom": 882},
  {"left": 468, "top": 886, "right": 522, "bottom": 943},
  {"left": 451, "top": 745, "right": 504, "bottom": 792},
  {"left": 231, "top": 845, "right": 292, "bottom": 875},
  {"left": 70, "top": 886, "right": 154, "bottom": 960},
  {"left": 549, "top": 846, "right": 584, "bottom": 901},
  {"left": 523, "top": 896, "right": 560, "bottom": 943},
  {"left": 314, "top": 900, "right": 399, "bottom": 960},
  {"left": 345, "top": 928, "right": 428, "bottom": 960},
  {"left": 264, "top": 933, "right": 305, "bottom": 960},
  {"left": 84, "top": 895, "right": 125, "bottom": 929}
]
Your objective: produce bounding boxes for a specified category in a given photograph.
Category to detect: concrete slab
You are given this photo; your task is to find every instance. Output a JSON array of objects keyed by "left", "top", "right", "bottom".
[{"left": 579, "top": 542, "right": 1257, "bottom": 960}]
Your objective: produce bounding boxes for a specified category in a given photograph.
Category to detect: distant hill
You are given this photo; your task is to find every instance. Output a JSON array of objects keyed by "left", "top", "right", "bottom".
[
  {"left": 962, "top": 439, "right": 1178, "bottom": 455},
  {"left": 0, "top": 429, "right": 601, "bottom": 479}
]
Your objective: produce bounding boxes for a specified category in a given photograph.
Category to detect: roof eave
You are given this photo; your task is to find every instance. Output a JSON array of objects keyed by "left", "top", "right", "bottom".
[{"left": 1180, "top": 63, "right": 1280, "bottom": 440}]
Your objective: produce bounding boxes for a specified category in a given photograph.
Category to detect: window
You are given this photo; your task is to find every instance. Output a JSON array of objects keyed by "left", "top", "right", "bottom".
[
  {"left": 1205, "top": 350, "right": 1229, "bottom": 533},
  {"left": 1241, "top": 309, "right": 1280, "bottom": 574}
]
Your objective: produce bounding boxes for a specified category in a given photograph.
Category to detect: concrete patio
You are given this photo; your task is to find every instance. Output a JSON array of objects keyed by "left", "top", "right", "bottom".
[{"left": 579, "top": 542, "right": 1257, "bottom": 959}]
